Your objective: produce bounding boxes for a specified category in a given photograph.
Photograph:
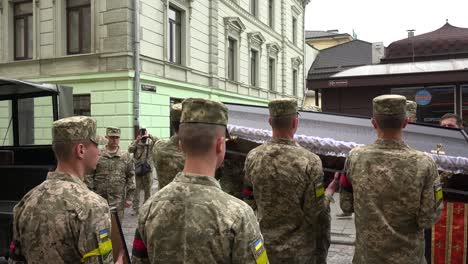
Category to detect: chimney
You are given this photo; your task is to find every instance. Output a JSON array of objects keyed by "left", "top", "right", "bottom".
[
  {"left": 372, "top": 42, "right": 385, "bottom": 64},
  {"left": 407, "top": 29, "right": 415, "bottom": 38}
]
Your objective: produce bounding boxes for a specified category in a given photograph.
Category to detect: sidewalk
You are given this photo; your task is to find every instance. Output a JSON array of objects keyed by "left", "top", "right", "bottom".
[{"left": 330, "top": 193, "right": 355, "bottom": 245}]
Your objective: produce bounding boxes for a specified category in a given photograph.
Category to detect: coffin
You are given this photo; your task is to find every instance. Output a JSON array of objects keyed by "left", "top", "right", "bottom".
[{"left": 222, "top": 103, "right": 468, "bottom": 264}]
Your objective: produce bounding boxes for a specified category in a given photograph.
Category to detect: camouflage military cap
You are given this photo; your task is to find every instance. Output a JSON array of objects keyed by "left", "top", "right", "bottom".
[
  {"left": 170, "top": 103, "right": 182, "bottom": 122},
  {"left": 373, "top": 95, "right": 407, "bottom": 117},
  {"left": 406, "top": 100, "right": 417, "bottom": 117},
  {"left": 52, "top": 116, "right": 100, "bottom": 144},
  {"left": 106, "top": 126, "right": 121, "bottom": 137},
  {"left": 268, "top": 98, "right": 298, "bottom": 117},
  {"left": 180, "top": 98, "right": 228, "bottom": 126}
]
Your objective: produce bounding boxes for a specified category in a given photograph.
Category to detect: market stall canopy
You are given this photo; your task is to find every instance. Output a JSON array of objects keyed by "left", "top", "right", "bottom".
[{"left": 226, "top": 103, "right": 468, "bottom": 174}]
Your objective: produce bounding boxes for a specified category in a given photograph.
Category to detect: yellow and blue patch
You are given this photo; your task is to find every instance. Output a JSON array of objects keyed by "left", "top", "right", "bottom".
[
  {"left": 435, "top": 183, "right": 443, "bottom": 202},
  {"left": 99, "top": 229, "right": 109, "bottom": 240},
  {"left": 315, "top": 181, "right": 325, "bottom": 199},
  {"left": 251, "top": 238, "right": 268, "bottom": 264}
]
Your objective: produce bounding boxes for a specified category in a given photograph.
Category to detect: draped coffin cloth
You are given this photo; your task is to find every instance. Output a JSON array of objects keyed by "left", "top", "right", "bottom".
[
  {"left": 223, "top": 103, "right": 468, "bottom": 263},
  {"left": 426, "top": 201, "right": 468, "bottom": 264}
]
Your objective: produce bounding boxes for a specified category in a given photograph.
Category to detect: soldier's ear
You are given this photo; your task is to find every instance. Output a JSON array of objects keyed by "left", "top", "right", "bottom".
[
  {"left": 75, "top": 142, "right": 86, "bottom": 160},
  {"left": 371, "top": 118, "right": 378, "bottom": 129},
  {"left": 402, "top": 117, "right": 409, "bottom": 129},
  {"left": 268, "top": 117, "right": 272, "bottom": 128}
]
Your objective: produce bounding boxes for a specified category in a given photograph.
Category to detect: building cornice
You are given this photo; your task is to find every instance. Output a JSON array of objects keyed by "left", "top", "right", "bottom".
[{"left": 219, "top": 0, "right": 282, "bottom": 41}]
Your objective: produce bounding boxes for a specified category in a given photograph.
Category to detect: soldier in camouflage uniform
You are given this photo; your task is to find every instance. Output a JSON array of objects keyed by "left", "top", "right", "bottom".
[
  {"left": 85, "top": 127, "right": 135, "bottom": 220},
  {"left": 152, "top": 103, "right": 185, "bottom": 190},
  {"left": 9, "top": 116, "right": 113, "bottom": 264},
  {"left": 128, "top": 128, "right": 157, "bottom": 213},
  {"left": 339, "top": 95, "right": 443, "bottom": 264},
  {"left": 243, "top": 98, "right": 337, "bottom": 264},
  {"left": 131, "top": 98, "right": 268, "bottom": 264},
  {"left": 406, "top": 100, "right": 417, "bottom": 122}
]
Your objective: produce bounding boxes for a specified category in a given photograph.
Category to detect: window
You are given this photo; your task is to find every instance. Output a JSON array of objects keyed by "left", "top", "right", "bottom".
[
  {"left": 268, "top": 0, "right": 274, "bottom": 28},
  {"left": 73, "top": 94, "right": 91, "bottom": 116},
  {"left": 250, "top": 0, "right": 257, "bottom": 16},
  {"left": 168, "top": 6, "right": 182, "bottom": 64},
  {"left": 292, "top": 69, "right": 298, "bottom": 96},
  {"left": 292, "top": 17, "right": 297, "bottom": 44},
  {"left": 269, "top": 58, "right": 275, "bottom": 91},
  {"left": 14, "top": 1, "right": 33, "bottom": 60},
  {"left": 67, "top": 0, "right": 91, "bottom": 55},
  {"left": 227, "top": 38, "right": 236, "bottom": 81},
  {"left": 250, "top": 49, "right": 258, "bottom": 87},
  {"left": 391, "top": 86, "right": 455, "bottom": 125},
  {"left": 462, "top": 86, "right": 468, "bottom": 128}
]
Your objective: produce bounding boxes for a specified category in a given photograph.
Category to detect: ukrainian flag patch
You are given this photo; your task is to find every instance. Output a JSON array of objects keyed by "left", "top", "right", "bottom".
[
  {"left": 315, "top": 181, "right": 324, "bottom": 199},
  {"left": 435, "top": 183, "right": 443, "bottom": 202},
  {"left": 99, "top": 229, "right": 109, "bottom": 240},
  {"left": 251, "top": 238, "right": 268, "bottom": 264}
]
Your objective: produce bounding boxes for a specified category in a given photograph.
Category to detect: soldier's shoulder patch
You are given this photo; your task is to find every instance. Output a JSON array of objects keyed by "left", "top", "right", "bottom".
[
  {"left": 434, "top": 183, "right": 443, "bottom": 204},
  {"left": 315, "top": 179, "right": 325, "bottom": 199},
  {"left": 250, "top": 238, "right": 268, "bottom": 264}
]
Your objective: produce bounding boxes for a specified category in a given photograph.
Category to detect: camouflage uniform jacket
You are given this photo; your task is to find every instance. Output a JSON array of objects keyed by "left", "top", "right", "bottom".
[
  {"left": 10, "top": 171, "right": 113, "bottom": 264},
  {"left": 85, "top": 147, "right": 135, "bottom": 208},
  {"left": 152, "top": 135, "right": 185, "bottom": 189},
  {"left": 340, "top": 139, "right": 443, "bottom": 264},
  {"left": 132, "top": 172, "right": 268, "bottom": 264},
  {"left": 128, "top": 136, "right": 157, "bottom": 167},
  {"left": 244, "top": 138, "right": 329, "bottom": 263}
]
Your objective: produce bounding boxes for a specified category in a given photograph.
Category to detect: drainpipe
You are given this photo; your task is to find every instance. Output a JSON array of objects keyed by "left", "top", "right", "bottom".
[{"left": 133, "top": 0, "right": 141, "bottom": 137}]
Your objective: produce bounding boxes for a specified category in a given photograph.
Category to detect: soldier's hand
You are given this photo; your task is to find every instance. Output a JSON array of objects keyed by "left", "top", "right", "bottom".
[
  {"left": 115, "top": 250, "right": 125, "bottom": 264},
  {"left": 325, "top": 172, "right": 340, "bottom": 196},
  {"left": 136, "top": 134, "right": 142, "bottom": 140},
  {"left": 125, "top": 200, "right": 133, "bottom": 208}
]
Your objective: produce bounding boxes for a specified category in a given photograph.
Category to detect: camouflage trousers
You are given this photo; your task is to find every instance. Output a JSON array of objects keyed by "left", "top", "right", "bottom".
[{"left": 133, "top": 172, "right": 152, "bottom": 211}]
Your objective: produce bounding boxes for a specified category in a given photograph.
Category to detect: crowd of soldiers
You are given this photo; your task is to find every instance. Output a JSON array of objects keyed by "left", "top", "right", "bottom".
[{"left": 6, "top": 93, "right": 459, "bottom": 263}]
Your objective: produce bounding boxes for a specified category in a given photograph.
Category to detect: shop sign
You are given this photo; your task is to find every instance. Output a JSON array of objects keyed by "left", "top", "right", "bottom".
[{"left": 415, "top": 90, "right": 432, "bottom": 105}]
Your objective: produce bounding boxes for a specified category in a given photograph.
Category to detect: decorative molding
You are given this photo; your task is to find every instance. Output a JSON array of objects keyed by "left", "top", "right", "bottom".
[
  {"left": 266, "top": 42, "right": 281, "bottom": 57},
  {"left": 224, "top": 17, "right": 246, "bottom": 34},
  {"left": 247, "top": 32, "right": 266, "bottom": 47},
  {"left": 291, "top": 56, "right": 302, "bottom": 68},
  {"left": 291, "top": 4, "right": 301, "bottom": 16},
  {"left": 219, "top": 0, "right": 282, "bottom": 40}
]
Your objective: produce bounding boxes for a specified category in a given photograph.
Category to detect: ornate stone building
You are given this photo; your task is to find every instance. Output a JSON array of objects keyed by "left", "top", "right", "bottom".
[{"left": 0, "top": 0, "right": 309, "bottom": 146}]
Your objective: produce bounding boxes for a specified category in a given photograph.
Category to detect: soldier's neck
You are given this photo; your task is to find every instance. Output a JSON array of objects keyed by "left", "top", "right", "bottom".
[
  {"left": 377, "top": 129, "right": 403, "bottom": 141},
  {"left": 272, "top": 130, "right": 294, "bottom": 140},
  {"left": 182, "top": 156, "right": 216, "bottom": 177},
  {"left": 55, "top": 162, "right": 85, "bottom": 180},
  {"left": 106, "top": 145, "right": 119, "bottom": 153}
]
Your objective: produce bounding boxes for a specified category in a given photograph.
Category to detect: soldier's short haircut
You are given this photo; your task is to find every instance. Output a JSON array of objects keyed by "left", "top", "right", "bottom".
[
  {"left": 440, "top": 113, "right": 463, "bottom": 126},
  {"left": 270, "top": 115, "right": 295, "bottom": 131},
  {"left": 171, "top": 121, "right": 180, "bottom": 134},
  {"left": 374, "top": 115, "right": 406, "bottom": 130},
  {"left": 179, "top": 123, "right": 225, "bottom": 155},
  {"left": 52, "top": 140, "right": 93, "bottom": 162}
]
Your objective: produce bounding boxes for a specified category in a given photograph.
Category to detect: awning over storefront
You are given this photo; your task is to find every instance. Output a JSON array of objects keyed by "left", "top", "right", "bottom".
[{"left": 308, "top": 58, "right": 468, "bottom": 90}]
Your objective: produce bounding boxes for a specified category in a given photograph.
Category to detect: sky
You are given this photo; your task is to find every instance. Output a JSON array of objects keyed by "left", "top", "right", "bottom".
[{"left": 304, "top": 0, "right": 468, "bottom": 46}]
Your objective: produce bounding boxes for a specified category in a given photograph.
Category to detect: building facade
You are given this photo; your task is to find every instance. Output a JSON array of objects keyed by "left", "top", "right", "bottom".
[
  {"left": 0, "top": 0, "right": 309, "bottom": 147},
  {"left": 308, "top": 23, "right": 468, "bottom": 126}
]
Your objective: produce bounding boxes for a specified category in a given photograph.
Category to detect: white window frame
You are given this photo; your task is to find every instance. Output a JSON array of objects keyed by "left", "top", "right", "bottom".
[
  {"left": 267, "top": 42, "right": 280, "bottom": 92},
  {"left": 268, "top": 0, "right": 274, "bottom": 29},
  {"left": 55, "top": 0, "right": 97, "bottom": 56},
  {"left": 247, "top": 32, "right": 265, "bottom": 88},
  {"left": 164, "top": 1, "right": 191, "bottom": 67},
  {"left": 250, "top": 0, "right": 258, "bottom": 17},
  {"left": 224, "top": 17, "right": 246, "bottom": 82},
  {"left": 1, "top": 0, "right": 39, "bottom": 62},
  {"left": 291, "top": 56, "right": 302, "bottom": 96}
]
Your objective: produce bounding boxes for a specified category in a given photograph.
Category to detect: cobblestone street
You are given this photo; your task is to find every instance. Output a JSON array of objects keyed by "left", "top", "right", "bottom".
[{"left": 122, "top": 180, "right": 355, "bottom": 263}]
